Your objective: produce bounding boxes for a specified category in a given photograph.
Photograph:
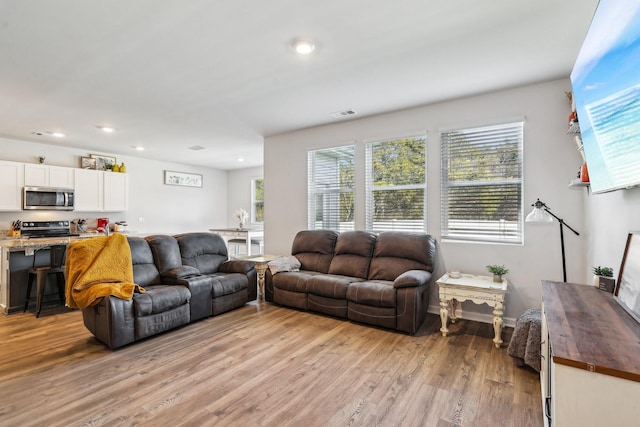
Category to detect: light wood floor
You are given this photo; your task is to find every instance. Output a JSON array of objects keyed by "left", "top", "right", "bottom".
[{"left": 0, "top": 302, "right": 541, "bottom": 426}]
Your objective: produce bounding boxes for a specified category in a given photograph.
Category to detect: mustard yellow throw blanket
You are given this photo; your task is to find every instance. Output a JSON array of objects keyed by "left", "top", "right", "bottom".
[{"left": 65, "top": 233, "right": 145, "bottom": 309}]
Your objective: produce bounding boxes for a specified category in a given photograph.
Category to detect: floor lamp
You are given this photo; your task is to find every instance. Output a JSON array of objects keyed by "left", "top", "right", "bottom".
[{"left": 525, "top": 199, "right": 580, "bottom": 282}]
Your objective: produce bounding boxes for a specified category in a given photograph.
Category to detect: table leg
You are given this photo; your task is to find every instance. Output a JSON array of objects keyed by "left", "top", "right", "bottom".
[
  {"left": 492, "top": 303, "right": 504, "bottom": 348},
  {"left": 256, "top": 264, "right": 266, "bottom": 300},
  {"left": 439, "top": 298, "right": 450, "bottom": 337},
  {"left": 449, "top": 299, "right": 458, "bottom": 323}
]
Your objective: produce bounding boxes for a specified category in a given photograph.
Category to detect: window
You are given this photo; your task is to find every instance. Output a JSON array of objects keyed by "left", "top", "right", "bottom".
[
  {"left": 251, "top": 178, "right": 264, "bottom": 223},
  {"left": 307, "top": 145, "right": 355, "bottom": 232},
  {"left": 365, "top": 135, "right": 427, "bottom": 232},
  {"left": 441, "top": 122, "right": 524, "bottom": 244}
]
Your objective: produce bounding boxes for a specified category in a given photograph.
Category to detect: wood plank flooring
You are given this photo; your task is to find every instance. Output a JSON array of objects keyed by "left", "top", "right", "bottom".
[{"left": 0, "top": 302, "right": 541, "bottom": 426}]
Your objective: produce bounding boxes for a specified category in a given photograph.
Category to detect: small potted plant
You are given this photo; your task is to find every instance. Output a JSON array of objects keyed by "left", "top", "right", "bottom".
[
  {"left": 593, "top": 266, "right": 615, "bottom": 292},
  {"left": 486, "top": 264, "right": 509, "bottom": 283}
]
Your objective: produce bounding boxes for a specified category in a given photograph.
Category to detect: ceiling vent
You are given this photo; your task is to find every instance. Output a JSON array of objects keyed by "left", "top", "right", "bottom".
[
  {"left": 330, "top": 109, "right": 357, "bottom": 119},
  {"left": 188, "top": 145, "right": 206, "bottom": 151}
]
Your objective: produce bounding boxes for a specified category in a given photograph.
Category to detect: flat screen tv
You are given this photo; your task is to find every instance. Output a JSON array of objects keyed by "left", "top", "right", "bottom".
[{"left": 570, "top": 0, "right": 640, "bottom": 194}]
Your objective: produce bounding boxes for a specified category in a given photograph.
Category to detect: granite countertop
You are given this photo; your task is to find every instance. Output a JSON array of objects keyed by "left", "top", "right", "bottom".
[{"left": 0, "top": 233, "right": 107, "bottom": 249}]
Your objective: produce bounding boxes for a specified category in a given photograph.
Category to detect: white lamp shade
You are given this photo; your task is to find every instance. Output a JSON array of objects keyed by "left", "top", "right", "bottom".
[{"left": 525, "top": 206, "right": 553, "bottom": 223}]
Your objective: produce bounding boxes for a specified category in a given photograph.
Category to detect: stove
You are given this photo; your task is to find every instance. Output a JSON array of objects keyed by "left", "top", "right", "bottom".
[{"left": 20, "top": 221, "right": 79, "bottom": 239}]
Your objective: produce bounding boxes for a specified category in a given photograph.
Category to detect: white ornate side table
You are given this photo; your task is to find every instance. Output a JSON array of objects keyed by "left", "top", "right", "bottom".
[
  {"left": 237, "top": 254, "right": 280, "bottom": 300},
  {"left": 436, "top": 273, "right": 508, "bottom": 348}
]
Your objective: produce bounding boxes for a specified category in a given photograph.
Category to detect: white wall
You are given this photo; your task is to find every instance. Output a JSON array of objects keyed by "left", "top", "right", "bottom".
[
  {"left": 585, "top": 187, "right": 640, "bottom": 277},
  {"left": 264, "top": 78, "right": 587, "bottom": 324},
  {"left": 226, "top": 166, "right": 263, "bottom": 227},
  {"left": 0, "top": 137, "right": 228, "bottom": 234}
]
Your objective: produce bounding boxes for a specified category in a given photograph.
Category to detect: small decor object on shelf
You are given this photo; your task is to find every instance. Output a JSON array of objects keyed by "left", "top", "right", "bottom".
[
  {"left": 235, "top": 208, "right": 249, "bottom": 229},
  {"left": 81, "top": 156, "right": 96, "bottom": 169},
  {"left": 38, "top": 156, "right": 45, "bottom": 164},
  {"left": 593, "top": 266, "right": 615, "bottom": 293},
  {"left": 90, "top": 153, "right": 117, "bottom": 171},
  {"left": 486, "top": 264, "right": 509, "bottom": 283},
  {"left": 580, "top": 162, "right": 590, "bottom": 183},
  {"left": 112, "top": 163, "right": 120, "bottom": 172},
  {"left": 119, "top": 162, "right": 126, "bottom": 173}
]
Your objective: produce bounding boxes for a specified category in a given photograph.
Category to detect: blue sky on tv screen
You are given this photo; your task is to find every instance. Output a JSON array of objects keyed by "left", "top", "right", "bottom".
[{"left": 571, "top": 1, "right": 640, "bottom": 193}]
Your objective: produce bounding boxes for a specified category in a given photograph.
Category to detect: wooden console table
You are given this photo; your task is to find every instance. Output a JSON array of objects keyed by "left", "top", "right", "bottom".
[
  {"left": 209, "top": 228, "right": 263, "bottom": 256},
  {"left": 436, "top": 273, "right": 508, "bottom": 348},
  {"left": 541, "top": 280, "right": 640, "bottom": 426}
]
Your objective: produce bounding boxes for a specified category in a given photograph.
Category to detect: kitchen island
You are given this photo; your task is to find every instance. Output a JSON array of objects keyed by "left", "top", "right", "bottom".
[{"left": 0, "top": 234, "right": 103, "bottom": 314}]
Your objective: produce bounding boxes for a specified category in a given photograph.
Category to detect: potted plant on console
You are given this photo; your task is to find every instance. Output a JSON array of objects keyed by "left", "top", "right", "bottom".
[
  {"left": 486, "top": 264, "right": 509, "bottom": 283},
  {"left": 593, "top": 266, "right": 615, "bottom": 292}
]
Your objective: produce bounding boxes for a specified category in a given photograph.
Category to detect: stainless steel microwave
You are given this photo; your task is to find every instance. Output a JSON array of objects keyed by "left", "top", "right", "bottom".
[{"left": 23, "top": 186, "right": 75, "bottom": 210}]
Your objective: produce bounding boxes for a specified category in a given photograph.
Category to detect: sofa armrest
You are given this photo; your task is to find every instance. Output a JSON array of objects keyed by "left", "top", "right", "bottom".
[
  {"left": 174, "top": 274, "right": 214, "bottom": 321},
  {"left": 161, "top": 266, "right": 201, "bottom": 283},
  {"left": 219, "top": 260, "right": 255, "bottom": 274},
  {"left": 393, "top": 270, "right": 432, "bottom": 288},
  {"left": 82, "top": 296, "right": 135, "bottom": 349}
]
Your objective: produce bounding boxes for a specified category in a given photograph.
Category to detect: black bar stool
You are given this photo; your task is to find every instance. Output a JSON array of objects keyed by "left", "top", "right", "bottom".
[{"left": 23, "top": 245, "right": 66, "bottom": 317}]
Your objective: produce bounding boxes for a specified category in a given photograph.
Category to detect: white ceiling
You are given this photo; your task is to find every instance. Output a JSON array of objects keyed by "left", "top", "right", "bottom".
[{"left": 0, "top": 0, "right": 599, "bottom": 170}]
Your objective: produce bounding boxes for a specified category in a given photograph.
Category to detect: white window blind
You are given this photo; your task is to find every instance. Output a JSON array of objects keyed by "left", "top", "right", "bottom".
[
  {"left": 365, "top": 135, "right": 427, "bottom": 232},
  {"left": 251, "top": 178, "right": 264, "bottom": 223},
  {"left": 307, "top": 145, "right": 355, "bottom": 232},
  {"left": 441, "top": 122, "right": 524, "bottom": 244}
]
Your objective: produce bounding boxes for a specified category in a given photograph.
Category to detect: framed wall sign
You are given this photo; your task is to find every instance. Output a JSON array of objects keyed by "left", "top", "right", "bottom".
[
  {"left": 90, "top": 153, "right": 116, "bottom": 171},
  {"left": 164, "top": 170, "right": 203, "bottom": 187},
  {"left": 81, "top": 156, "right": 96, "bottom": 169}
]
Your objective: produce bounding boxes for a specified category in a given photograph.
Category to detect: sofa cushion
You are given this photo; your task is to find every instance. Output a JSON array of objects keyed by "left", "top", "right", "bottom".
[
  {"left": 291, "top": 230, "right": 339, "bottom": 273},
  {"left": 175, "top": 232, "right": 228, "bottom": 274},
  {"left": 328, "top": 230, "right": 376, "bottom": 279},
  {"left": 146, "top": 235, "right": 183, "bottom": 273},
  {"left": 133, "top": 285, "right": 190, "bottom": 316},
  {"left": 128, "top": 237, "right": 162, "bottom": 287},
  {"left": 368, "top": 232, "right": 436, "bottom": 281},
  {"left": 272, "top": 271, "right": 323, "bottom": 293},
  {"left": 346, "top": 280, "right": 396, "bottom": 308},
  {"left": 307, "top": 274, "right": 361, "bottom": 299},
  {"left": 210, "top": 273, "right": 248, "bottom": 297}
]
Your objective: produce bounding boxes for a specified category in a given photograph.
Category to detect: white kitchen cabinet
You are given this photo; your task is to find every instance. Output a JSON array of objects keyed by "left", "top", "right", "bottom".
[
  {"left": 74, "top": 169, "right": 128, "bottom": 212},
  {"left": 0, "top": 161, "right": 24, "bottom": 211},
  {"left": 103, "top": 172, "right": 128, "bottom": 211},
  {"left": 48, "top": 165, "right": 74, "bottom": 188},
  {"left": 24, "top": 164, "right": 74, "bottom": 188},
  {"left": 74, "top": 168, "right": 103, "bottom": 211}
]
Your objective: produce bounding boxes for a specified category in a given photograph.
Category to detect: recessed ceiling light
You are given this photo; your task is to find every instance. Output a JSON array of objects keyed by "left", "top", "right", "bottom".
[
  {"left": 101, "top": 127, "right": 115, "bottom": 133},
  {"left": 237, "top": 157, "right": 245, "bottom": 162},
  {"left": 293, "top": 39, "right": 315, "bottom": 55},
  {"left": 51, "top": 132, "right": 65, "bottom": 137},
  {"left": 189, "top": 145, "right": 206, "bottom": 151},
  {"left": 131, "top": 145, "right": 145, "bottom": 151}
]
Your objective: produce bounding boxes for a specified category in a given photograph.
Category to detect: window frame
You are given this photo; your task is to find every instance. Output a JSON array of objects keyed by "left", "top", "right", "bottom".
[
  {"left": 251, "top": 177, "right": 264, "bottom": 224},
  {"left": 440, "top": 121, "right": 524, "bottom": 244},
  {"left": 365, "top": 135, "right": 427, "bottom": 233},
  {"left": 307, "top": 145, "right": 355, "bottom": 232}
]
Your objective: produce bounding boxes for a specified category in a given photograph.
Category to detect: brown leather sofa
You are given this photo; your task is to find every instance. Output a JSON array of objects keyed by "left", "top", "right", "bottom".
[
  {"left": 265, "top": 230, "right": 439, "bottom": 334},
  {"left": 81, "top": 232, "right": 257, "bottom": 349}
]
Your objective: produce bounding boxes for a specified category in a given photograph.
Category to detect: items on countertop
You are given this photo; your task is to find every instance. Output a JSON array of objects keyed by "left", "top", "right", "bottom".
[{"left": 9, "top": 220, "right": 22, "bottom": 237}]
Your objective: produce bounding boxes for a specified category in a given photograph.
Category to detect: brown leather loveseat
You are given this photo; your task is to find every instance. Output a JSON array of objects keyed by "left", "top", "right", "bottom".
[{"left": 265, "top": 230, "right": 439, "bottom": 334}]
